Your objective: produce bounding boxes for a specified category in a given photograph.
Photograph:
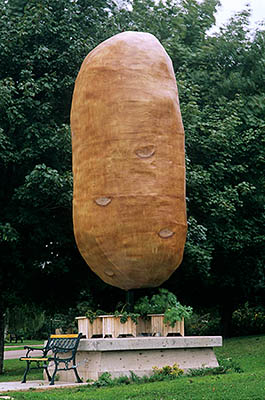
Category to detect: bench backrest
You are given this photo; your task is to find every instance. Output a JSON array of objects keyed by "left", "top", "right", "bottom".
[{"left": 45, "top": 333, "right": 82, "bottom": 355}]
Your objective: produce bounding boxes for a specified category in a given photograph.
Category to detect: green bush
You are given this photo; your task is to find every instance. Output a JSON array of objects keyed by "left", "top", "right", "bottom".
[
  {"left": 187, "top": 357, "right": 243, "bottom": 377},
  {"left": 185, "top": 304, "right": 265, "bottom": 337},
  {"left": 92, "top": 372, "right": 114, "bottom": 387},
  {"left": 134, "top": 289, "right": 193, "bottom": 327},
  {"left": 90, "top": 359, "right": 242, "bottom": 390},
  {"left": 152, "top": 363, "right": 184, "bottom": 379},
  {"left": 92, "top": 363, "right": 184, "bottom": 388},
  {"left": 231, "top": 303, "right": 265, "bottom": 336},
  {"left": 185, "top": 311, "right": 222, "bottom": 336},
  {"left": 6, "top": 304, "right": 46, "bottom": 340}
]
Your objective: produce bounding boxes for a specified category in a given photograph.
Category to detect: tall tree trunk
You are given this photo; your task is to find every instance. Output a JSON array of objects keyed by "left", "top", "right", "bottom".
[{"left": 0, "top": 308, "right": 5, "bottom": 374}]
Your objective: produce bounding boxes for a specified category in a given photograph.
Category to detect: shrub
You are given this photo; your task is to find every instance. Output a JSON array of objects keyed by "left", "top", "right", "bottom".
[
  {"left": 152, "top": 363, "right": 184, "bottom": 379},
  {"left": 187, "top": 357, "right": 243, "bottom": 377},
  {"left": 231, "top": 303, "right": 265, "bottom": 336},
  {"left": 91, "top": 364, "right": 184, "bottom": 388},
  {"left": 92, "top": 372, "right": 113, "bottom": 387},
  {"left": 134, "top": 289, "right": 193, "bottom": 327},
  {"left": 6, "top": 304, "right": 46, "bottom": 340},
  {"left": 185, "top": 310, "right": 222, "bottom": 336},
  {"left": 184, "top": 304, "right": 265, "bottom": 337}
]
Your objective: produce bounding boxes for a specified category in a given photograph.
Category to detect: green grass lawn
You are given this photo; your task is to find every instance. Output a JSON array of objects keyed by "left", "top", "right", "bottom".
[
  {"left": 1, "top": 335, "right": 264, "bottom": 400},
  {"left": 1, "top": 341, "right": 44, "bottom": 382},
  {"left": 4, "top": 340, "right": 44, "bottom": 351},
  {"left": 0, "top": 359, "right": 43, "bottom": 382}
]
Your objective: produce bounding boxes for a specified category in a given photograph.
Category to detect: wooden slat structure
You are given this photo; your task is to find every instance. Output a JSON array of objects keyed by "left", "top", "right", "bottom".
[
  {"left": 76, "top": 315, "right": 184, "bottom": 338},
  {"left": 149, "top": 314, "right": 184, "bottom": 337}
]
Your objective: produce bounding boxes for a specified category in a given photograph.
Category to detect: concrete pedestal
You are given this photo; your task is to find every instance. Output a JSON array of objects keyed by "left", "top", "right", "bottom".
[{"left": 53, "top": 336, "right": 222, "bottom": 382}]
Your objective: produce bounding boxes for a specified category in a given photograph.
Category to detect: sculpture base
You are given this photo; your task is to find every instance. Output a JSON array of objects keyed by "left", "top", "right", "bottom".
[{"left": 52, "top": 336, "right": 222, "bottom": 382}]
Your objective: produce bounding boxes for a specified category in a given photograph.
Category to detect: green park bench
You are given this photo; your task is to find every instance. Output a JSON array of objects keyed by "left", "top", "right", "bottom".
[{"left": 20, "top": 333, "right": 83, "bottom": 385}]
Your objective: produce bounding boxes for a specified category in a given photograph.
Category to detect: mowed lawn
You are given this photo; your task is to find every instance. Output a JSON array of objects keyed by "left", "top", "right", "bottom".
[
  {"left": 1, "top": 335, "right": 264, "bottom": 400},
  {"left": 4, "top": 340, "right": 43, "bottom": 352}
]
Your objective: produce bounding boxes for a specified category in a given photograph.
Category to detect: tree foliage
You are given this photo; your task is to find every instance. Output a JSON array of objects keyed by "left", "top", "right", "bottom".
[
  {"left": 0, "top": 0, "right": 118, "bottom": 373},
  {"left": 178, "top": 12, "right": 265, "bottom": 324}
]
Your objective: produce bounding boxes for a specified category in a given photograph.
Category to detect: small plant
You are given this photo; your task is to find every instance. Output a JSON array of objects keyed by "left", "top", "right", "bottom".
[
  {"left": 92, "top": 372, "right": 113, "bottom": 387},
  {"left": 129, "top": 370, "right": 142, "bottom": 383},
  {"left": 186, "top": 357, "right": 243, "bottom": 377},
  {"left": 114, "top": 307, "right": 140, "bottom": 324},
  {"left": 120, "top": 311, "right": 140, "bottom": 324},
  {"left": 152, "top": 363, "right": 184, "bottom": 378},
  {"left": 164, "top": 305, "right": 193, "bottom": 327},
  {"left": 85, "top": 309, "right": 105, "bottom": 324},
  {"left": 114, "top": 375, "right": 131, "bottom": 385},
  {"left": 91, "top": 365, "right": 184, "bottom": 388},
  {"left": 184, "top": 310, "right": 222, "bottom": 336},
  {"left": 85, "top": 307, "right": 140, "bottom": 325},
  {"left": 231, "top": 303, "right": 265, "bottom": 336},
  {"left": 83, "top": 289, "right": 192, "bottom": 328},
  {"left": 134, "top": 289, "right": 193, "bottom": 327},
  {"left": 217, "top": 357, "right": 243, "bottom": 374}
]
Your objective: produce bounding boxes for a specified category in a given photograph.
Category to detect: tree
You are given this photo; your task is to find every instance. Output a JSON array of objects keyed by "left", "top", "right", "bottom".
[
  {"left": 165, "top": 7, "right": 265, "bottom": 334},
  {"left": 109, "top": 1, "right": 265, "bottom": 335},
  {"left": 0, "top": 0, "right": 118, "bottom": 374}
]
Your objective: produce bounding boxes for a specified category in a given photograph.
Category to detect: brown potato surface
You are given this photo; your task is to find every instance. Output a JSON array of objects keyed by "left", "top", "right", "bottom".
[{"left": 71, "top": 32, "right": 187, "bottom": 290}]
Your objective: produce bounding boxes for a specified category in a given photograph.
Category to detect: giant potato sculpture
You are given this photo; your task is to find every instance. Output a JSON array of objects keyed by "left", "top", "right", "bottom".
[{"left": 71, "top": 31, "right": 187, "bottom": 290}]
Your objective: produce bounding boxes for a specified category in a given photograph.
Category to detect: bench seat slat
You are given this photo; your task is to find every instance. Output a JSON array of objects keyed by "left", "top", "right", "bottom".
[
  {"left": 50, "top": 334, "right": 79, "bottom": 338},
  {"left": 20, "top": 358, "right": 49, "bottom": 361}
]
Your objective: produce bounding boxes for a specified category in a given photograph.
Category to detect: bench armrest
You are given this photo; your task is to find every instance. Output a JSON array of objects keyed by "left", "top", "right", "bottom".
[{"left": 23, "top": 346, "right": 46, "bottom": 358}]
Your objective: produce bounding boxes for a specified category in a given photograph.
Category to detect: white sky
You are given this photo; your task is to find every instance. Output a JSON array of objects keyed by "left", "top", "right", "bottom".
[
  {"left": 213, "top": 0, "right": 265, "bottom": 31},
  {"left": 117, "top": 1, "right": 265, "bottom": 31}
]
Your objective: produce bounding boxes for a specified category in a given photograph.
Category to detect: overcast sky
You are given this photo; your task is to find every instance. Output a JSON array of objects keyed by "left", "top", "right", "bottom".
[{"left": 213, "top": 0, "right": 265, "bottom": 30}]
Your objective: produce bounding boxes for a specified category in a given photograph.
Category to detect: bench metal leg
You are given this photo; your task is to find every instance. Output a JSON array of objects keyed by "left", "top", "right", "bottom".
[
  {"left": 44, "top": 363, "right": 52, "bottom": 382},
  {"left": 73, "top": 365, "right": 82, "bottom": 383},
  {"left": 72, "top": 356, "right": 82, "bottom": 383},
  {"left": 21, "top": 361, "right": 30, "bottom": 383},
  {"left": 49, "top": 363, "right": 58, "bottom": 385}
]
